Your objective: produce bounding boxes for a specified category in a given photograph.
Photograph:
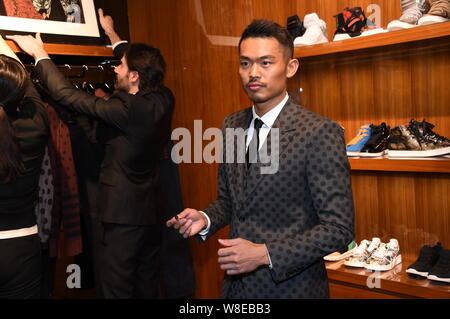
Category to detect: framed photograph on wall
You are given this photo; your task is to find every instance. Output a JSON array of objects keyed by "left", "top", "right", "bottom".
[
  {"left": 0, "top": 0, "right": 129, "bottom": 46},
  {"left": 0, "top": 0, "right": 99, "bottom": 37}
]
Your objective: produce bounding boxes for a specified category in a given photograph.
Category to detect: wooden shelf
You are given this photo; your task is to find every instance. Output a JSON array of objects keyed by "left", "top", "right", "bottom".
[
  {"left": 326, "top": 257, "right": 450, "bottom": 299},
  {"left": 349, "top": 157, "right": 450, "bottom": 173},
  {"left": 6, "top": 40, "right": 113, "bottom": 57},
  {"left": 295, "top": 21, "right": 450, "bottom": 58}
]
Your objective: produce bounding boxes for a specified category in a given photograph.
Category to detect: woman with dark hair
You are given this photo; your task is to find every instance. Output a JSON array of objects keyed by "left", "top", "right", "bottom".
[{"left": 0, "top": 37, "right": 49, "bottom": 299}]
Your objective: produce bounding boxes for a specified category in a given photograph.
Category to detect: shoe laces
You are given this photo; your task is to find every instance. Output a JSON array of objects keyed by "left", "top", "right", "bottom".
[
  {"left": 401, "top": 0, "right": 430, "bottom": 22},
  {"left": 353, "top": 240, "right": 369, "bottom": 255},
  {"left": 347, "top": 130, "right": 369, "bottom": 146},
  {"left": 421, "top": 120, "right": 450, "bottom": 143},
  {"left": 366, "top": 239, "right": 380, "bottom": 254},
  {"left": 372, "top": 244, "right": 387, "bottom": 259}
]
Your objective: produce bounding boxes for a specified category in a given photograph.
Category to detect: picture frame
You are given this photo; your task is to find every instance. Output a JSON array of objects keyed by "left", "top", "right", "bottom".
[
  {"left": 0, "top": 0, "right": 99, "bottom": 38},
  {"left": 0, "top": 0, "right": 129, "bottom": 46}
]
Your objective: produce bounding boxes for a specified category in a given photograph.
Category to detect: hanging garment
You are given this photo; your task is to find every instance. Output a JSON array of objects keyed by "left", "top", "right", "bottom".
[
  {"left": 35, "top": 146, "right": 54, "bottom": 246},
  {"left": 45, "top": 103, "right": 82, "bottom": 257},
  {"left": 157, "top": 141, "right": 196, "bottom": 298}
]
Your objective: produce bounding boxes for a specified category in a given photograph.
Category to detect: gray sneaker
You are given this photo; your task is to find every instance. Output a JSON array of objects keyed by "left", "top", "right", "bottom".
[{"left": 388, "top": 0, "right": 430, "bottom": 30}]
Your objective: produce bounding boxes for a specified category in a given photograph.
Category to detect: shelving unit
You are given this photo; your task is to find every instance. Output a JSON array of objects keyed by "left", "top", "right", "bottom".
[
  {"left": 349, "top": 158, "right": 450, "bottom": 173},
  {"left": 6, "top": 40, "right": 114, "bottom": 57},
  {"left": 292, "top": 21, "right": 450, "bottom": 299},
  {"left": 326, "top": 258, "right": 450, "bottom": 299},
  {"left": 294, "top": 21, "right": 450, "bottom": 58}
]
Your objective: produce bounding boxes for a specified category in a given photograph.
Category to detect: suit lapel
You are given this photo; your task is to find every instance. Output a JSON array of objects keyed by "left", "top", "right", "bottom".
[
  {"left": 230, "top": 108, "right": 252, "bottom": 205},
  {"left": 243, "top": 98, "right": 300, "bottom": 202}
]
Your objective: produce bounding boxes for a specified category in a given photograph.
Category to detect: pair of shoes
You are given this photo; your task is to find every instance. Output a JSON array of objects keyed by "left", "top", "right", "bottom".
[
  {"left": 388, "top": 0, "right": 450, "bottom": 31},
  {"left": 387, "top": 119, "right": 450, "bottom": 157},
  {"left": 324, "top": 241, "right": 358, "bottom": 261},
  {"left": 346, "top": 123, "right": 390, "bottom": 157},
  {"left": 344, "top": 238, "right": 402, "bottom": 271},
  {"left": 333, "top": 7, "right": 387, "bottom": 41},
  {"left": 407, "top": 243, "right": 450, "bottom": 283},
  {"left": 292, "top": 13, "right": 328, "bottom": 47}
]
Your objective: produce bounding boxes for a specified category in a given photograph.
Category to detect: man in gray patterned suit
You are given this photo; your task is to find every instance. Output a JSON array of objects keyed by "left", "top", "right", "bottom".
[{"left": 167, "top": 19, "right": 355, "bottom": 299}]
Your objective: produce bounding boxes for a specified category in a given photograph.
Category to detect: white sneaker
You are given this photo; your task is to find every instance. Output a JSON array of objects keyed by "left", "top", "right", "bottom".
[
  {"left": 324, "top": 241, "right": 358, "bottom": 261},
  {"left": 344, "top": 238, "right": 381, "bottom": 268},
  {"left": 366, "top": 239, "right": 402, "bottom": 272},
  {"left": 293, "top": 13, "right": 328, "bottom": 47}
]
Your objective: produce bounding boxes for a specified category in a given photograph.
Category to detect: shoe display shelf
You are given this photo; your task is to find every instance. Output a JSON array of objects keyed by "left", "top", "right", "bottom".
[
  {"left": 7, "top": 39, "right": 114, "bottom": 57},
  {"left": 325, "top": 257, "right": 450, "bottom": 299},
  {"left": 293, "top": 21, "right": 450, "bottom": 175},
  {"left": 349, "top": 157, "right": 450, "bottom": 173},
  {"left": 292, "top": 17, "right": 450, "bottom": 299},
  {"left": 294, "top": 21, "right": 450, "bottom": 58}
]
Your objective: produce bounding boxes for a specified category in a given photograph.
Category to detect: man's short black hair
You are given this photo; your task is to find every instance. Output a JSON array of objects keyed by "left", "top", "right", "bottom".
[
  {"left": 239, "top": 19, "right": 294, "bottom": 59},
  {"left": 125, "top": 43, "right": 166, "bottom": 92}
]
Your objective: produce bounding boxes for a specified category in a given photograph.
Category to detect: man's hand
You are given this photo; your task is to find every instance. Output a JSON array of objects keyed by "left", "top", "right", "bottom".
[
  {"left": 98, "top": 8, "right": 121, "bottom": 45},
  {"left": 98, "top": 8, "right": 115, "bottom": 36},
  {"left": 218, "top": 238, "right": 270, "bottom": 275},
  {"left": 166, "top": 208, "right": 208, "bottom": 238},
  {"left": 6, "top": 33, "right": 48, "bottom": 60}
]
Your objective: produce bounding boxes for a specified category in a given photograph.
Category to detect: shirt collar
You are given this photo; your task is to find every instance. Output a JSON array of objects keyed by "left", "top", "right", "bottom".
[{"left": 251, "top": 93, "right": 289, "bottom": 128}]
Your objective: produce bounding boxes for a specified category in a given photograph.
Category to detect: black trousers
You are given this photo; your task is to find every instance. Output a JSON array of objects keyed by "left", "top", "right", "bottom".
[
  {"left": 0, "top": 234, "right": 42, "bottom": 299},
  {"left": 97, "top": 222, "right": 161, "bottom": 299}
]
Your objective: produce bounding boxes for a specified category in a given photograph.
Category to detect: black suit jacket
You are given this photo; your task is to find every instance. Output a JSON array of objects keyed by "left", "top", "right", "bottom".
[
  {"left": 34, "top": 43, "right": 174, "bottom": 225},
  {"left": 203, "top": 97, "right": 355, "bottom": 298}
]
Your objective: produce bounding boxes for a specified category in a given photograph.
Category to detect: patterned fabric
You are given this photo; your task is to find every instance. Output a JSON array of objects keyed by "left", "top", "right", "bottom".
[
  {"left": 32, "top": 0, "right": 80, "bottom": 20},
  {"left": 3, "top": 0, "right": 44, "bottom": 19},
  {"left": 203, "top": 97, "right": 355, "bottom": 298},
  {"left": 35, "top": 146, "right": 54, "bottom": 245},
  {"left": 45, "top": 103, "right": 82, "bottom": 257}
]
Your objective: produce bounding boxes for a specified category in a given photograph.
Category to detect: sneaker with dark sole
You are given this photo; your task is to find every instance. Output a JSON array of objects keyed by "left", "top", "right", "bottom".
[
  {"left": 406, "top": 242, "right": 443, "bottom": 278},
  {"left": 427, "top": 249, "right": 450, "bottom": 284}
]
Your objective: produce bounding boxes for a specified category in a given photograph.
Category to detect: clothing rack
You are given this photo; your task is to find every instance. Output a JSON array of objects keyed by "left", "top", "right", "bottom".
[{"left": 24, "top": 61, "right": 117, "bottom": 79}]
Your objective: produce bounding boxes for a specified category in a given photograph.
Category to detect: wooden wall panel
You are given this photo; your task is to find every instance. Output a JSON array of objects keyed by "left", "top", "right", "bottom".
[{"left": 126, "top": 0, "right": 450, "bottom": 299}]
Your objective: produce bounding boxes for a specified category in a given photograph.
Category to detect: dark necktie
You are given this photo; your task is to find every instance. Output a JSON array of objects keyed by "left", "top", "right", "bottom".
[{"left": 246, "top": 118, "right": 264, "bottom": 168}]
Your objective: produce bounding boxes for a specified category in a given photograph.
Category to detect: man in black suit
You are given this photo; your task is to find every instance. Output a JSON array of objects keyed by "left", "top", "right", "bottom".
[
  {"left": 9, "top": 9, "right": 174, "bottom": 298},
  {"left": 167, "top": 20, "right": 355, "bottom": 298}
]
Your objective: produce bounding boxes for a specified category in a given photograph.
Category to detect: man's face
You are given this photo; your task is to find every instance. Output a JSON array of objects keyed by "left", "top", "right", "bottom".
[
  {"left": 239, "top": 37, "right": 297, "bottom": 107},
  {"left": 114, "top": 57, "right": 131, "bottom": 92}
]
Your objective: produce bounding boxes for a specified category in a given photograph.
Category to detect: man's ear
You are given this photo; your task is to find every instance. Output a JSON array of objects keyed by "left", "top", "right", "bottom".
[
  {"left": 129, "top": 70, "right": 140, "bottom": 84},
  {"left": 286, "top": 58, "right": 299, "bottom": 79}
]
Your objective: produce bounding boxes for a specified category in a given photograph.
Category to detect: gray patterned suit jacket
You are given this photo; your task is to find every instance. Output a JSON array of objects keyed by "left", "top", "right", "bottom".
[{"left": 203, "top": 97, "right": 355, "bottom": 299}]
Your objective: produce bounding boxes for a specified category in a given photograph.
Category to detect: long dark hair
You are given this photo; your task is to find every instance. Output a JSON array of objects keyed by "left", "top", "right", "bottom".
[{"left": 0, "top": 54, "right": 27, "bottom": 183}]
